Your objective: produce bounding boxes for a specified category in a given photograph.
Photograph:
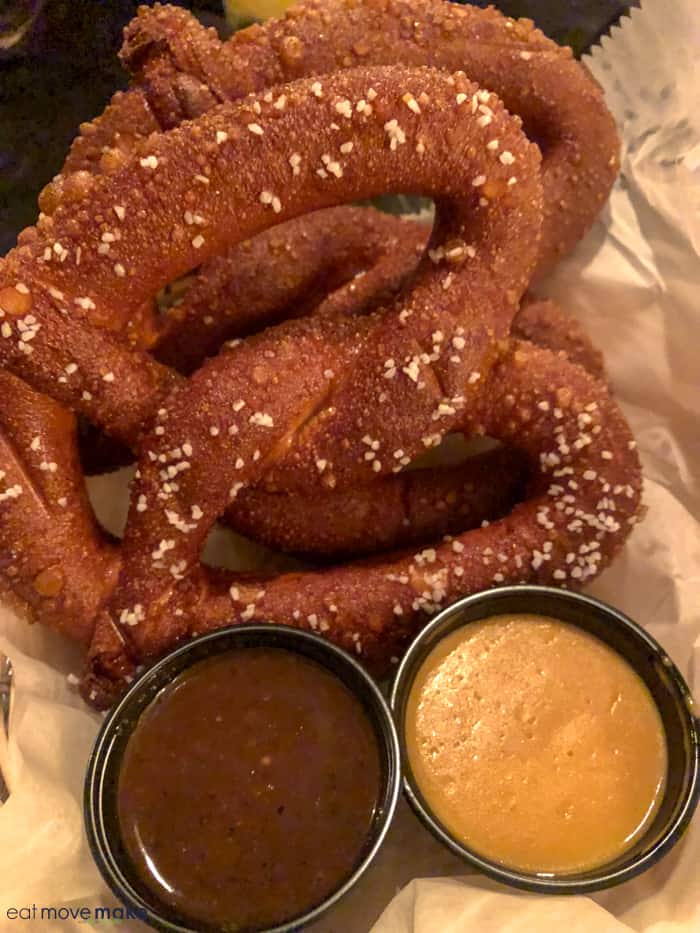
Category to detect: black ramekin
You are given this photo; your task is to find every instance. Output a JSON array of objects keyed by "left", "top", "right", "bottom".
[
  {"left": 84, "top": 624, "right": 401, "bottom": 933},
  {"left": 390, "top": 585, "right": 700, "bottom": 894}
]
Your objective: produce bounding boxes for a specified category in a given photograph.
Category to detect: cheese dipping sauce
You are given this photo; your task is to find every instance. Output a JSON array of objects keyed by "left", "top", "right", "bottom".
[
  {"left": 117, "top": 648, "right": 381, "bottom": 930},
  {"left": 405, "top": 614, "right": 668, "bottom": 873}
]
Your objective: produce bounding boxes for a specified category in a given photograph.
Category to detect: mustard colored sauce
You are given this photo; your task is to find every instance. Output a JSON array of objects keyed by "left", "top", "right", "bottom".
[{"left": 405, "top": 614, "right": 667, "bottom": 873}]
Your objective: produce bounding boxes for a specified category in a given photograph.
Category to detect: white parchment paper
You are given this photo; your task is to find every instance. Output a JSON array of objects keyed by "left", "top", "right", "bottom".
[{"left": 1, "top": 0, "right": 698, "bottom": 930}]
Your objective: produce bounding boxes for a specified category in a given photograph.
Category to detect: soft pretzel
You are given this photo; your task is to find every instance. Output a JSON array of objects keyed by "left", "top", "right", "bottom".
[
  {"left": 0, "top": 66, "right": 639, "bottom": 710},
  {"left": 0, "top": 65, "right": 540, "bottom": 651},
  {"left": 1, "top": 66, "right": 543, "bottom": 470},
  {"left": 43, "top": 0, "right": 619, "bottom": 280},
  {"left": 73, "top": 204, "right": 604, "bottom": 562},
  {"left": 84, "top": 338, "right": 641, "bottom": 706},
  {"left": 152, "top": 210, "right": 607, "bottom": 381},
  {"left": 153, "top": 204, "right": 428, "bottom": 373},
  {"left": 149, "top": 209, "right": 607, "bottom": 558}
]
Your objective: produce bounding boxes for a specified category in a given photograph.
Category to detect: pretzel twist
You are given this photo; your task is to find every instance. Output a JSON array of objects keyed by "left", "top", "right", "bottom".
[
  {"left": 43, "top": 0, "right": 620, "bottom": 281},
  {"left": 2, "top": 67, "right": 542, "bottom": 474},
  {"left": 0, "top": 63, "right": 640, "bottom": 709},
  {"left": 152, "top": 211, "right": 606, "bottom": 383},
  {"left": 84, "top": 335, "right": 641, "bottom": 707},
  {"left": 153, "top": 205, "right": 429, "bottom": 373},
  {"left": 149, "top": 210, "right": 607, "bottom": 559}
]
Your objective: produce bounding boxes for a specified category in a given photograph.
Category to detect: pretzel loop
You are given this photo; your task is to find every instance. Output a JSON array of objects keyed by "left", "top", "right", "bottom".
[
  {"left": 49, "top": 0, "right": 619, "bottom": 281},
  {"left": 0, "top": 43, "right": 641, "bottom": 710}
]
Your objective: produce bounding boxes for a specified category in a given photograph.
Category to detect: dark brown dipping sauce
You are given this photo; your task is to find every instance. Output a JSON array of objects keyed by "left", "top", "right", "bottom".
[{"left": 117, "top": 648, "right": 381, "bottom": 931}]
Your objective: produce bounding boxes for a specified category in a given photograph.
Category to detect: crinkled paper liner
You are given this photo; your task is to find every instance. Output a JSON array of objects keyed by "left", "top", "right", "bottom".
[{"left": 1, "top": 0, "right": 699, "bottom": 930}]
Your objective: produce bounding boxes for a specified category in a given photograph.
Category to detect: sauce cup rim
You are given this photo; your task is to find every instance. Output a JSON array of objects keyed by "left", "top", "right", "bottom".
[
  {"left": 390, "top": 584, "right": 700, "bottom": 894},
  {"left": 84, "top": 623, "right": 402, "bottom": 933}
]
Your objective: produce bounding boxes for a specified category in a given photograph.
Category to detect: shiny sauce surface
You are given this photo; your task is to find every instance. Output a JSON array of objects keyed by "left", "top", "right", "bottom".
[
  {"left": 405, "top": 614, "right": 667, "bottom": 873},
  {"left": 118, "top": 648, "right": 381, "bottom": 930}
]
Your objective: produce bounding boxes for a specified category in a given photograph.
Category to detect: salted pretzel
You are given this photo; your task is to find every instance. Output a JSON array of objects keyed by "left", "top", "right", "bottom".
[
  {"left": 74, "top": 203, "right": 605, "bottom": 562},
  {"left": 84, "top": 334, "right": 641, "bottom": 707},
  {"left": 42, "top": 0, "right": 620, "bottom": 281},
  {"left": 0, "top": 66, "right": 640, "bottom": 707},
  {"left": 2, "top": 67, "right": 543, "bottom": 471},
  {"left": 152, "top": 208, "right": 607, "bottom": 380},
  {"left": 149, "top": 209, "right": 607, "bottom": 559},
  {"left": 78, "top": 206, "right": 603, "bottom": 478},
  {"left": 153, "top": 204, "right": 429, "bottom": 373}
]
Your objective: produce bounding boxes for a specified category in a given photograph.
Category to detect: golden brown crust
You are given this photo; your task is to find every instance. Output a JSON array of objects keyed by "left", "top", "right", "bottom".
[
  {"left": 513, "top": 296, "right": 607, "bottom": 382},
  {"left": 83, "top": 340, "right": 642, "bottom": 707},
  {"left": 0, "top": 66, "right": 541, "bottom": 668},
  {"left": 153, "top": 205, "right": 427, "bottom": 372},
  {"left": 0, "top": 66, "right": 542, "bottom": 459},
  {"left": 0, "top": 66, "right": 638, "bottom": 712},
  {"left": 0, "top": 372, "right": 118, "bottom": 644},
  {"left": 48, "top": 0, "right": 619, "bottom": 280},
  {"left": 229, "top": 446, "right": 528, "bottom": 559}
]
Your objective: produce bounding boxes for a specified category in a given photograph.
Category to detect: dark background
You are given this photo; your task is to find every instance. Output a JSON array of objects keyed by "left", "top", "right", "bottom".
[{"left": 0, "top": 0, "right": 633, "bottom": 255}]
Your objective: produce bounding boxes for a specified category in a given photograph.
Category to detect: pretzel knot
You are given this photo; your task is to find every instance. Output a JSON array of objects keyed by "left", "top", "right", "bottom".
[
  {"left": 0, "top": 65, "right": 642, "bottom": 708},
  {"left": 46, "top": 0, "right": 620, "bottom": 283}
]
